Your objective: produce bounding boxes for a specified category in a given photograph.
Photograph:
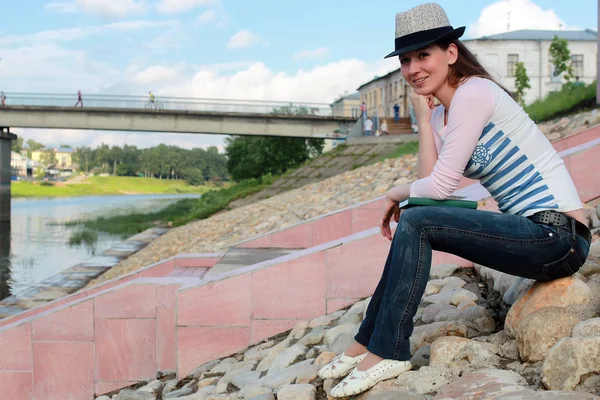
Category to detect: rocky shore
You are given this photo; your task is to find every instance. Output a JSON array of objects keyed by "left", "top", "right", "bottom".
[{"left": 99, "top": 240, "right": 600, "bottom": 400}]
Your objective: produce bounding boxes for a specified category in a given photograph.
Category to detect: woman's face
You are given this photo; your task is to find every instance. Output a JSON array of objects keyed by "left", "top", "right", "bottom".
[{"left": 399, "top": 44, "right": 457, "bottom": 95}]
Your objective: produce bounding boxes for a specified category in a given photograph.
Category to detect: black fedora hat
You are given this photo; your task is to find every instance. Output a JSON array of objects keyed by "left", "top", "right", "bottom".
[{"left": 384, "top": 3, "right": 465, "bottom": 59}]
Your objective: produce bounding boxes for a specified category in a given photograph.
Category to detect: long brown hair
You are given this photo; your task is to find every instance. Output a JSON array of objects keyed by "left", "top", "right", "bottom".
[{"left": 436, "top": 38, "right": 513, "bottom": 97}]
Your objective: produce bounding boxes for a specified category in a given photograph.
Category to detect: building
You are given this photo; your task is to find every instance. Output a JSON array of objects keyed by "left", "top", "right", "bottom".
[
  {"left": 31, "top": 147, "right": 74, "bottom": 170},
  {"left": 356, "top": 68, "right": 411, "bottom": 121},
  {"left": 10, "top": 152, "right": 38, "bottom": 178},
  {"left": 330, "top": 92, "right": 361, "bottom": 118},
  {"left": 464, "top": 29, "right": 597, "bottom": 104}
]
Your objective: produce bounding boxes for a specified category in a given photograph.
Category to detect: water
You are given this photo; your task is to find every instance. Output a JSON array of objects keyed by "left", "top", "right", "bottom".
[{"left": 2, "top": 194, "right": 199, "bottom": 298}]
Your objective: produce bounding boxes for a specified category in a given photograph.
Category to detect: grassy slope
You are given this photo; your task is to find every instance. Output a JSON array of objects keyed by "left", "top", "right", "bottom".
[{"left": 11, "top": 176, "right": 218, "bottom": 198}]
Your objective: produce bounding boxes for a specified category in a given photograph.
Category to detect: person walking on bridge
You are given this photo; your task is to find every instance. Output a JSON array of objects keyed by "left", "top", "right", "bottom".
[
  {"left": 149, "top": 91, "right": 155, "bottom": 105},
  {"left": 0, "top": 91, "right": 6, "bottom": 106},
  {"left": 74, "top": 90, "right": 83, "bottom": 107},
  {"left": 318, "top": 3, "right": 591, "bottom": 397}
]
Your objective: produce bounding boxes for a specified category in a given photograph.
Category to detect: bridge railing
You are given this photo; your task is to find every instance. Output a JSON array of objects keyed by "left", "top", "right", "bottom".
[{"left": 1, "top": 92, "right": 360, "bottom": 118}]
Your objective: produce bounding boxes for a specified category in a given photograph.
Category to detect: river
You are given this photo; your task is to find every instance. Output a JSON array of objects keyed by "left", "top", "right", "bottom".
[{"left": 1, "top": 194, "right": 199, "bottom": 300}]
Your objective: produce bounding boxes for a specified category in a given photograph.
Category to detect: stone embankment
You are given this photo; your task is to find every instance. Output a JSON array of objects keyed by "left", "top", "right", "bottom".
[
  {"left": 538, "top": 108, "right": 600, "bottom": 141},
  {"left": 100, "top": 240, "right": 600, "bottom": 400}
]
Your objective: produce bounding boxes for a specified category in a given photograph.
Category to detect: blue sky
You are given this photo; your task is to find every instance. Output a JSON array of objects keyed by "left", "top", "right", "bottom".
[{"left": 0, "top": 0, "right": 597, "bottom": 150}]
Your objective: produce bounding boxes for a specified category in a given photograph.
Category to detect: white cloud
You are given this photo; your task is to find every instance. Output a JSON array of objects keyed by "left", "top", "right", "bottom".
[
  {"left": 46, "top": 0, "right": 147, "bottom": 19},
  {"left": 226, "top": 30, "right": 267, "bottom": 49},
  {"left": 156, "top": 0, "right": 215, "bottom": 14},
  {"left": 293, "top": 47, "right": 330, "bottom": 60},
  {"left": 468, "top": 0, "right": 578, "bottom": 38},
  {"left": 196, "top": 7, "right": 229, "bottom": 27},
  {"left": 197, "top": 9, "right": 217, "bottom": 24}
]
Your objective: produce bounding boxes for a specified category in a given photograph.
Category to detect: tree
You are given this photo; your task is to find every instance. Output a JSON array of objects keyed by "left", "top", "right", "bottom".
[
  {"left": 549, "top": 35, "right": 573, "bottom": 83},
  {"left": 34, "top": 166, "right": 45, "bottom": 180},
  {"left": 11, "top": 137, "right": 23, "bottom": 153},
  {"left": 26, "top": 139, "right": 45, "bottom": 158},
  {"left": 514, "top": 62, "right": 531, "bottom": 106},
  {"left": 40, "top": 149, "right": 57, "bottom": 168},
  {"left": 271, "top": 104, "right": 319, "bottom": 116}
]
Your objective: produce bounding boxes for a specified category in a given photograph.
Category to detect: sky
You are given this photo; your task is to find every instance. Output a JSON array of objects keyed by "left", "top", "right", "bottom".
[{"left": 0, "top": 0, "right": 597, "bottom": 152}]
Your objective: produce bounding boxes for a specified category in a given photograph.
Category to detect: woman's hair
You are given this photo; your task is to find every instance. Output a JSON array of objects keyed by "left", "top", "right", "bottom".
[{"left": 436, "top": 38, "right": 513, "bottom": 96}]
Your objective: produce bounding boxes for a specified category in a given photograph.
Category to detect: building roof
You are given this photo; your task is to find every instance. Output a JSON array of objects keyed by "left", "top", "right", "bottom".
[
  {"left": 466, "top": 29, "right": 597, "bottom": 42},
  {"left": 57, "top": 147, "right": 74, "bottom": 153},
  {"left": 330, "top": 92, "right": 361, "bottom": 106},
  {"left": 356, "top": 67, "right": 401, "bottom": 91}
]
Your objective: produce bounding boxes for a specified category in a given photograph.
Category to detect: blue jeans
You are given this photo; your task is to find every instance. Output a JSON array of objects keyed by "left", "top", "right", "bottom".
[
  {"left": 365, "top": 130, "right": 372, "bottom": 136},
  {"left": 355, "top": 206, "right": 591, "bottom": 361}
]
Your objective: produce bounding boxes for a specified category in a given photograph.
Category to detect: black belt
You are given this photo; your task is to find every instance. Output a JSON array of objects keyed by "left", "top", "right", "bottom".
[{"left": 528, "top": 210, "right": 591, "bottom": 245}]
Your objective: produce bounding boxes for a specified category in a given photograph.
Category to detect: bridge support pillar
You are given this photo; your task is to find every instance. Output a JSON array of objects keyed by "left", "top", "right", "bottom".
[{"left": 0, "top": 128, "right": 16, "bottom": 299}]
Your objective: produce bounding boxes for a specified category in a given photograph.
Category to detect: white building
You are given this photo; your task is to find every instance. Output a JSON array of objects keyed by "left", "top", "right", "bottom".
[{"left": 464, "top": 29, "right": 597, "bottom": 105}]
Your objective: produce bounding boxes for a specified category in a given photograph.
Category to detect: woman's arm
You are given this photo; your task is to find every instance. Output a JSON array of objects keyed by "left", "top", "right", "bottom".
[{"left": 412, "top": 92, "right": 439, "bottom": 179}]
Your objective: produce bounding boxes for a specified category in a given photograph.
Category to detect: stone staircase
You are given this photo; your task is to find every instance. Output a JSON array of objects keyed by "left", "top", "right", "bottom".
[{"left": 383, "top": 117, "right": 413, "bottom": 135}]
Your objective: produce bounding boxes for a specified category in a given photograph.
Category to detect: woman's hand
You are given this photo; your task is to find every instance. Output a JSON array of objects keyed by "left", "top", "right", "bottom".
[
  {"left": 380, "top": 195, "right": 401, "bottom": 241},
  {"left": 410, "top": 91, "right": 435, "bottom": 124}
]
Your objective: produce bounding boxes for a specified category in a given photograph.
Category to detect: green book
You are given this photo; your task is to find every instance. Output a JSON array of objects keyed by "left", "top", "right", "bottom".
[{"left": 398, "top": 197, "right": 478, "bottom": 210}]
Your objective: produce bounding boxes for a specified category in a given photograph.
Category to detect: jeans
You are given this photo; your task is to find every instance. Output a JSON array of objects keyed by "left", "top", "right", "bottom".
[
  {"left": 365, "top": 130, "right": 372, "bottom": 137},
  {"left": 355, "top": 206, "right": 591, "bottom": 361}
]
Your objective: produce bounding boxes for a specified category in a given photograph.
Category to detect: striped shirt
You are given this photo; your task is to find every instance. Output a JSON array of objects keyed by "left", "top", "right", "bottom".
[{"left": 410, "top": 77, "right": 582, "bottom": 216}]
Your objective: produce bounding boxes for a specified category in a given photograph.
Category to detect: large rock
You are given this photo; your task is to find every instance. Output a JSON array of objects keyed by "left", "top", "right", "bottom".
[
  {"left": 541, "top": 336, "right": 600, "bottom": 391},
  {"left": 256, "top": 359, "right": 318, "bottom": 390},
  {"left": 410, "top": 322, "right": 468, "bottom": 355},
  {"left": 422, "top": 288, "right": 478, "bottom": 306},
  {"left": 276, "top": 384, "right": 316, "bottom": 400},
  {"left": 410, "top": 322, "right": 468, "bottom": 356},
  {"left": 338, "top": 301, "right": 365, "bottom": 325},
  {"left": 410, "top": 345, "right": 431, "bottom": 369},
  {"left": 322, "top": 323, "right": 358, "bottom": 346},
  {"left": 430, "top": 264, "right": 459, "bottom": 279},
  {"left": 433, "top": 305, "right": 496, "bottom": 337},
  {"left": 572, "top": 318, "right": 600, "bottom": 337},
  {"left": 505, "top": 277, "right": 592, "bottom": 337},
  {"left": 267, "top": 344, "right": 307, "bottom": 375},
  {"left": 503, "top": 277, "right": 535, "bottom": 305},
  {"left": 244, "top": 341, "right": 276, "bottom": 362},
  {"left": 256, "top": 339, "right": 294, "bottom": 372},
  {"left": 429, "top": 336, "right": 500, "bottom": 370},
  {"left": 495, "top": 391, "right": 600, "bottom": 399},
  {"left": 433, "top": 369, "right": 528, "bottom": 399},
  {"left": 421, "top": 303, "right": 455, "bottom": 324},
  {"left": 114, "top": 390, "right": 156, "bottom": 400},
  {"left": 580, "top": 242, "right": 600, "bottom": 277},
  {"left": 395, "top": 366, "right": 458, "bottom": 394},
  {"left": 516, "top": 307, "right": 580, "bottom": 362}
]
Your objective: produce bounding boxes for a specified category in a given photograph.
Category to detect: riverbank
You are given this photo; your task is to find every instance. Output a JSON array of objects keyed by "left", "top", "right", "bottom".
[{"left": 11, "top": 176, "right": 220, "bottom": 198}]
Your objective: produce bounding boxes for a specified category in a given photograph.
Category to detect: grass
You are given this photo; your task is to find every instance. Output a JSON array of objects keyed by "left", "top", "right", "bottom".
[
  {"left": 66, "top": 176, "right": 277, "bottom": 237},
  {"left": 376, "top": 141, "right": 419, "bottom": 162},
  {"left": 525, "top": 81, "right": 597, "bottom": 123},
  {"left": 69, "top": 229, "right": 98, "bottom": 246},
  {"left": 11, "top": 176, "right": 219, "bottom": 198}
]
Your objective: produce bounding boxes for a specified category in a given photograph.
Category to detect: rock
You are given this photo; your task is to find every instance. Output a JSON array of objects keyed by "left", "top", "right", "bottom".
[
  {"left": 246, "top": 394, "right": 275, "bottom": 400},
  {"left": 330, "top": 329, "right": 358, "bottom": 355},
  {"left": 164, "top": 387, "right": 193, "bottom": 398},
  {"left": 356, "top": 380, "right": 399, "bottom": 399},
  {"left": 294, "top": 361, "right": 320, "bottom": 384},
  {"left": 475, "top": 265, "right": 519, "bottom": 298},
  {"left": 256, "top": 339, "right": 293, "bottom": 372},
  {"left": 541, "top": 336, "right": 600, "bottom": 391},
  {"left": 572, "top": 317, "right": 600, "bottom": 337},
  {"left": 315, "top": 351, "right": 336, "bottom": 365},
  {"left": 96, "top": 397, "right": 111, "bottom": 400},
  {"left": 578, "top": 374, "right": 600, "bottom": 395},
  {"left": 505, "top": 277, "right": 592, "bottom": 337},
  {"left": 517, "top": 307, "right": 580, "bottom": 362},
  {"left": 503, "top": 277, "right": 536, "bottom": 305},
  {"left": 433, "top": 369, "right": 528, "bottom": 399},
  {"left": 244, "top": 341, "right": 275, "bottom": 362},
  {"left": 276, "top": 384, "right": 316, "bottom": 400},
  {"left": 429, "top": 336, "right": 500, "bottom": 369},
  {"left": 456, "top": 299, "right": 477, "bottom": 310},
  {"left": 495, "top": 391, "right": 600, "bottom": 399},
  {"left": 230, "top": 371, "right": 261, "bottom": 389},
  {"left": 236, "top": 386, "right": 272, "bottom": 399},
  {"left": 410, "top": 322, "right": 468, "bottom": 355},
  {"left": 162, "top": 380, "right": 178, "bottom": 397},
  {"left": 198, "top": 377, "right": 220, "bottom": 389},
  {"left": 498, "top": 339, "right": 520, "bottom": 361},
  {"left": 191, "top": 359, "right": 221, "bottom": 378},
  {"left": 257, "top": 359, "right": 317, "bottom": 390},
  {"left": 580, "top": 242, "right": 600, "bottom": 277},
  {"left": 287, "top": 321, "right": 309, "bottom": 340},
  {"left": 409, "top": 345, "right": 430, "bottom": 369},
  {"left": 421, "top": 303, "right": 455, "bottom": 324},
  {"left": 137, "top": 380, "right": 164, "bottom": 394},
  {"left": 422, "top": 289, "right": 478, "bottom": 306},
  {"left": 425, "top": 281, "right": 442, "bottom": 296},
  {"left": 114, "top": 390, "right": 156, "bottom": 400},
  {"left": 396, "top": 366, "right": 457, "bottom": 394},
  {"left": 433, "top": 305, "right": 496, "bottom": 337},
  {"left": 298, "top": 328, "right": 325, "bottom": 346},
  {"left": 323, "top": 323, "right": 358, "bottom": 346},
  {"left": 429, "top": 264, "right": 459, "bottom": 279},
  {"left": 338, "top": 301, "right": 365, "bottom": 325},
  {"left": 267, "top": 344, "right": 307, "bottom": 375},
  {"left": 439, "top": 276, "right": 466, "bottom": 292},
  {"left": 308, "top": 315, "right": 335, "bottom": 328}
]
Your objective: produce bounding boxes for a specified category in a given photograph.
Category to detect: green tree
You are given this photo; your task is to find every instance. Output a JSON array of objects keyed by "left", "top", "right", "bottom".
[
  {"left": 40, "top": 150, "right": 57, "bottom": 168},
  {"left": 34, "top": 166, "right": 45, "bottom": 180},
  {"left": 271, "top": 104, "right": 319, "bottom": 115},
  {"left": 549, "top": 35, "right": 573, "bottom": 83},
  {"left": 514, "top": 62, "right": 531, "bottom": 106},
  {"left": 26, "top": 139, "right": 45, "bottom": 158},
  {"left": 11, "top": 136, "right": 24, "bottom": 153}
]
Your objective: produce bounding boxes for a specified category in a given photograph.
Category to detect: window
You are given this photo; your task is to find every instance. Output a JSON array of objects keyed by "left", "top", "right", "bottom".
[
  {"left": 571, "top": 54, "right": 584, "bottom": 79},
  {"left": 507, "top": 54, "right": 519, "bottom": 77}
]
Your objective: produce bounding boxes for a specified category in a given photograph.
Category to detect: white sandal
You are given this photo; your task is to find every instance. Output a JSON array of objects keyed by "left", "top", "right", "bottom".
[
  {"left": 318, "top": 352, "right": 368, "bottom": 379},
  {"left": 330, "top": 359, "right": 412, "bottom": 398}
]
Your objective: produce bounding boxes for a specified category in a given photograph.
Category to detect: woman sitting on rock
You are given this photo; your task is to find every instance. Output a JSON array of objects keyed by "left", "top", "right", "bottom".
[{"left": 319, "top": 2, "right": 592, "bottom": 397}]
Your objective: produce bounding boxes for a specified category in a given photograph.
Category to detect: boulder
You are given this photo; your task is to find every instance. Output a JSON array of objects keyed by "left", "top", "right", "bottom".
[
  {"left": 338, "top": 301, "right": 365, "bottom": 325},
  {"left": 267, "top": 344, "right": 307, "bottom": 375},
  {"left": 541, "top": 336, "right": 600, "bottom": 391},
  {"left": 433, "top": 369, "right": 528, "bottom": 399},
  {"left": 276, "top": 384, "right": 316, "bottom": 400},
  {"left": 503, "top": 277, "right": 535, "bottom": 305},
  {"left": 429, "top": 264, "right": 459, "bottom": 279},
  {"left": 516, "top": 307, "right": 580, "bottom": 362},
  {"left": 432, "top": 305, "right": 496, "bottom": 337},
  {"left": 495, "top": 391, "right": 600, "bottom": 399},
  {"left": 322, "top": 323, "right": 358, "bottom": 346},
  {"left": 505, "top": 277, "right": 591, "bottom": 337},
  {"left": 421, "top": 303, "right": 455, "bottom": 324},
  {"left": 409, "top": 345, "right": 431, "bottom": 369},
  {"left": 113, "top": 390, "right": 156, "bottom": 400},
  {"left": 572, "top": 318, "right": 600, "bottom": 338},
  {"left": 410, "top": 322, "right": 468, "bottom": 355},
  {"left": 429, "top": 336, "right": 500, "bottom": 370},
  {"left": 396, "top": 366, "right": 458, "bottom": 394},
  {"left": 244, "top": 341, "right": 276, "bottom": 362},
  {"left": 580, "top": 241, "right": 600, "bottom": 277}
]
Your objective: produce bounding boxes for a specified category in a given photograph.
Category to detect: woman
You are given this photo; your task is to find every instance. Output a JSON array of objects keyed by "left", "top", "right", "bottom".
[{"left": 319, "top": 3, "right": 591, "bottom": 398}]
